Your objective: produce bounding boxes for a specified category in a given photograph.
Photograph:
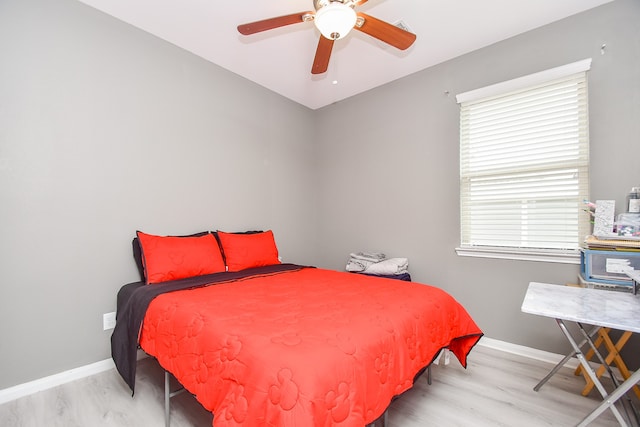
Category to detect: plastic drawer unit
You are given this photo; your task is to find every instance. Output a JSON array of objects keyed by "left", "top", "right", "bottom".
[{"left": 580, "top": 248, "right": 640, "bottom": 287}]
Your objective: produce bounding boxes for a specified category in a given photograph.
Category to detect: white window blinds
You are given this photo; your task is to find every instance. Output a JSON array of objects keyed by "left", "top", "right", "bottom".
[{"left": 458, "top": 62, "right": 590, "bottom": 255}]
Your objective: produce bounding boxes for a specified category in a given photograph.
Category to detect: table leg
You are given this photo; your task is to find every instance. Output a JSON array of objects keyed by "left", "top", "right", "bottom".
[
  {"left": 578, "top": 369, "right": 640, "bottom": 427},
  {"left": 579, "top": 329, "right": 639, "bottom": 399},
  {"left": 556, "top": 319, "right": 629, "bottom": 426},
  {"left": 578, "top": 324, "right": 622, "bottom": 390},
  {"left": 575, "top": 328, "right": 608, "bottom": 379},
  {"left": 577, "top": 325, "right": 640, "bottom": 424},
  {"left": 534, "top": 325, "right": 600, "bottom": 392}
]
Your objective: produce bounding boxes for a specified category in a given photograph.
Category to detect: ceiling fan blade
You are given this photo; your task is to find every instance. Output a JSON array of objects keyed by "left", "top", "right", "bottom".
[
  {"left": 237, "top": 12, "right": 312, "bottom": 35},
  {"left": 355, "top": 0, "right": 369, "bottom": 5},
  {"left": 354, "top": 13, "right": 416, "bottom": 50},
  {"left": 311, "top": 36, "right": 334, "bottom": 75}
]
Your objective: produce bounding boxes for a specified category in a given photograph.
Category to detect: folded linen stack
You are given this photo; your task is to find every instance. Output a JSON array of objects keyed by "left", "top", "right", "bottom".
[
  {"left": 346, "top": 252, "right": 387, "bottom": 272},
  {"left": 346, "top": 252, "right": 409, "bottom": 276},
  {"left": 364, "top": 257, "right": 409, "bottom": 276}
]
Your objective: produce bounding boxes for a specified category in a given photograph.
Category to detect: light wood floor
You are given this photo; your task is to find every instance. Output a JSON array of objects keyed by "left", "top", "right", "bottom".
[{"left": 1, "top": 345, "right": 636, "bottom": 426}]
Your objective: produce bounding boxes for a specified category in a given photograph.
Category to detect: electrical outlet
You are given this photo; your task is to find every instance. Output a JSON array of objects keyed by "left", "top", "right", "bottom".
[{"left": 103, "top": 312, "right": 116, "bottom": 330}]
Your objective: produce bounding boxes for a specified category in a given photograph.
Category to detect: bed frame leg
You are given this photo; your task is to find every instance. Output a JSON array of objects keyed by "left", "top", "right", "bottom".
[
  {"left": 165, "top": 371, "right": 171, "bottom": 427},
  {"left": 367, "top": 408, "right": 388, "bottom": 427},
  {"left": 163, "top": 370, "right": 187, "bottom": 427}
]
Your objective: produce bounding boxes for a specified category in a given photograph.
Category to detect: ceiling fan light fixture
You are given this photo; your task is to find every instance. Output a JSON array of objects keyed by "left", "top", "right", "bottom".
[{"left": 314, "top": 3, "right": 357, "bottom": 40}]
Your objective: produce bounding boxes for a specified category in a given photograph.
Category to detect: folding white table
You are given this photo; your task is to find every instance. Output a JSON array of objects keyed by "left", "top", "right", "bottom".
[{"left": 521, "top": 282, "right": 640, "bottom": 426}]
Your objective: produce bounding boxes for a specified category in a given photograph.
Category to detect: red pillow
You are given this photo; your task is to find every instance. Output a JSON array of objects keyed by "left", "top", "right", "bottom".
[
  {"left": 137, "top": 231, "right": 226, "bottom": 284},
  {"left": 217, "top": 230, "right": 280, "bottom": 272}
]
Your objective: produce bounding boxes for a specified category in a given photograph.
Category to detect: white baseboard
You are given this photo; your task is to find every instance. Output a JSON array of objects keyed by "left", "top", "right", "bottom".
[
  {"left": 0, "top": 350, "right": 148, "bottom": 405},
  {"left": 476, "top": 336, "right": 630, "bottom": 383},
  {"left": 477, "top": 336, "right": 581, "bottom": 370},
  {"left": 0, "top": 359, "right": 115, "bottom": 405}
]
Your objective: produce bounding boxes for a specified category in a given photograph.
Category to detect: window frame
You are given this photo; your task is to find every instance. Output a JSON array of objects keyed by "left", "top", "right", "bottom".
[{"left": 455, "top": 59, "right": 592, "bottom": 264}]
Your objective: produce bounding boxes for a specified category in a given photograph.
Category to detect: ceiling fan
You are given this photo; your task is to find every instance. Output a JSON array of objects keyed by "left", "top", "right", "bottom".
[{"left": 237, "top": 0, "right": 417, "bottom": 75}]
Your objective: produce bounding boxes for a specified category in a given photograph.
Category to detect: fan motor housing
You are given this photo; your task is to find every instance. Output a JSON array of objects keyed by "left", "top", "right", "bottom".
[{"left": 314, "top": 0, "right": 358, "bottom": 11}]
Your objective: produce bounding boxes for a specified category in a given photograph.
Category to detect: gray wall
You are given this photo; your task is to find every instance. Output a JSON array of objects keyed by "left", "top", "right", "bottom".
[
  {"left": 1, "top": 0, "right": 639, "bottom": 391},
  {"left": 315, "top": 0, "right": 640, "bottom": 358},
  {"left": 0, "top": 0, "right": 317, "bottom": 389}
]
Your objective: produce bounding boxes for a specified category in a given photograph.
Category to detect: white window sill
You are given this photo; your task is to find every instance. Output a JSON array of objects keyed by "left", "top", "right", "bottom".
[{"left": 455, "top": 246, "right": 580, "bottom": 264}]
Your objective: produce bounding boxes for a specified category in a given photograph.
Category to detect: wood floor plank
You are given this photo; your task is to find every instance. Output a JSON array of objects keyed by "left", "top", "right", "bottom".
[{"left": 0, "top": 345, "right": 634, "bottom": 426}]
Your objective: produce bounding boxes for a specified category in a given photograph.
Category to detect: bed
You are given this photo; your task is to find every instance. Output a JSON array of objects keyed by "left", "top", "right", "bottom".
[{"left": 111, "top": 230, "right": 483, "bottom": 427}]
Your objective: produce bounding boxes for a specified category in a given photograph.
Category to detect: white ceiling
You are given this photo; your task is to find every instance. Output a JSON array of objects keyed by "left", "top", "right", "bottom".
[{"left": 76, "top": 0, "right": 613, "bottom": 110}]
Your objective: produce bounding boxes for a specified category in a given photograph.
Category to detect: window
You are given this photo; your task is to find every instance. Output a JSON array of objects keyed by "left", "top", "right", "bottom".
[{"left": 456, "top": 60, "right": 591, "bottom": 264}]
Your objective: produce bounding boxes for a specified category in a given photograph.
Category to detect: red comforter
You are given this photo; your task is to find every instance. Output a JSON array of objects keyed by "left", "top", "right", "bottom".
[{"left": 139, "top": 267, "right": 482, "bottom": 426}]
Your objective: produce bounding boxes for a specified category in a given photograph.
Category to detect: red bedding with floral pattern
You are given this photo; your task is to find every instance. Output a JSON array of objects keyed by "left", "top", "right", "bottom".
[{"left": 139, "top": 267, "right": 482, "bottom": 426}]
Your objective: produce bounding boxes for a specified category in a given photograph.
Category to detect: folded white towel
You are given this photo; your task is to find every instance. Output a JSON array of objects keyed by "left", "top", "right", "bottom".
[
  {"left": 363, "top": 257, "right": 409, "bottom": 275},
  {"left": 346, "top": 251, "right": 387, "bottom": 272},
  {"left": 346, "top": 259, "right": 370, "bottom": 272},
  {"left": 349, "top": 252, "right": 386, "bottom": 262}
]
